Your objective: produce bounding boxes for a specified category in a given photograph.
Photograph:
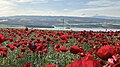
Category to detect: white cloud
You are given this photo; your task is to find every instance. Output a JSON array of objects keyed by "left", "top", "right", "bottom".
[
  {"left": 53, "top": 0, "right": 64, "bottom": 1},
  {"left": 11, "top": 0, "right": 33, "bottom": 3},
  {"left": 86, "top": 0, "right": 120, "bottom": 7},
  {"left": 0, "top": 0, "right": 120, "bottom": 17},
  {"left": 7, "top": 9, "right": 54, "bottom": 16},
  {"left": 0, "top": 0, "right": 17, "bottom": 16},
  {"left": 69, "top": 6, "right": 120, "bottom": 17},
  {"left": 11, "top": 0, "right": 51, "bottom": 3}
]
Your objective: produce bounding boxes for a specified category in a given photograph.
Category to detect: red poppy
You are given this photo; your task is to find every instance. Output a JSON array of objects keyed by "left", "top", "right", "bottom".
[
  {"left": 44, "top": 43, "right": 48, "bottom": 47},
  {"left": 55, "top": 48, "right": 60, "bottom": 52},
  {"left": 96, "top": 45, "right": 116, "bottom": 60},
  {"left": 23, "top": 40, "right": 28, "bottom": 45},
  {"left": 55, "top": 44, "right": 60, "bottom": 49},
  {"left": 55, "top": 38, "right": 58, "bottom": 41},
  {"left": 71, "top": 59, "right": 81, "bottom": 67},
  {"left": 47, "top": 37, "right": 52, "bottom": 41},
  {"left": 18, "top": 54, "right": 23, "bottom": 58},
  {"left": 43, "top": 48, "right": 48, "bottom": 53},
  {"left": 66, "top": 64, "right": 71, "bottom": 67},
  {"left": 60, "top": 34, "right": 69, "bottom": 40},
  {"left": 44, "top": 64, "right": 56, "bottom": 67},
  {"left": 0, "top": 34, "right": 5, "bottom": 43},
  {"left": 9, "top": 45, "right": 15, "bottom": 51},
  {"left": 70, "top": 46, "right": 80, "bottom": 54},
  {"left": 0, "top": 51, "right": 7, "bottom": 57},
  {"left": 0, "top": 47, "right": 7, "bottom": 52},
  {"left": 24, "top": 62, "right": 31, "bottom": 67},
  {"left": 60, "top": 46, "right": 68, "bottom": 52},
  {"left": 21, "top": 47, "right": 26, "bottom": 52},
  {"left": 36, "top": 44, "right": 43, "bottom": 51},
  {"left": 71, "top": 54, "right": 101, "bottom": 67}
]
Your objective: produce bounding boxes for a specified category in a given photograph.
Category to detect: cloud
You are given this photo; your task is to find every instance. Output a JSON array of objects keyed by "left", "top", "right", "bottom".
[
  {"left": 0, "top": 0, "right": 120, "bottom": 17},
  {"left": 11, "top": 0, "right": 33, "bottom": 3},
  {"left": 69, "top": 6, "right": 120, "bottom": 17},
  {"left": 0, "top": 0, "right": 17, "bottom": 16},
  {"left": 53, "top": 0, "right": 64, "bottom": 1},
  {"left": 11, "top": 0, "right": 58, "bottom": 3},
  {"left": 0, "top": 0, "right": 15, "bottom": 10},
  {"left": 86, "top": 0, "right": 120, "bottom": 7}
]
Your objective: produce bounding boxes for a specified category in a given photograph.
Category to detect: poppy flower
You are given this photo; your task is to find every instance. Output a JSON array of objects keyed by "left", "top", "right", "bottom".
[
  {"left": 44, "top": 43, "right": 48, "bottom": 47},
  {"left": 21, "top": 47, "right": 26, "bottom": 52},
  {"left": 8, "top": 38, "right": 14, "bottom": 42},
  {"left": 43, "top": 48, "right": 48, "bottom": 53},
  {"left": 0, "top": 47, "right": 7, "bottom": 52},
  {"left": 0, "top": 51, "right": 7, "bottom": 57},
  {"left": 70, "top": 46, "right": 80, "bottom": 54},
  {"left": 55, "top": 44, "right": 60, "bottom": 48},
  {"left": 96, "top": 45, "right": 116, "bottom": 60},
  {"left": 34, "top": 40, "right": 39, "bottom": 43},
  {"left": 47, "top": 38, "right": 52, "bottom": 41},
  {"left": 40, "top": 40, "right": 46, "bottom": 43},
  {"left": 23, "top": 40, "right": 28, "bottom": 45},
  {"left": 55, "top": 38, "right": 58, "bottom": 41},
  {"left": 71, "top": 54, "right": 101, "bottom": 67},
  {"left": 9, "top": 45, "right": 15, "bottom": 51},
  {"left": 66, "top": 64, "right": 71, "bottom": 67},
  {"left": 18, "top": 54, "right": 23, "bottom": 58},
  {"left": 24, "top": 62, "right": 31, "bottom": 67},
  {"left": 36, "top": 44, "right": 43, "bottom": 51},
  {"left": 55, "top": 48, "right": 60, "bottom": 52},
  {"left": 61, "top": 40, "right": 68, "bottom": 43},
  {"left": 0, "top": 34, "right": 5, "bottom": 43},
  {"left": 71, "top": 59, "right": 82, "bottom": 67},
  {"left": 44, "top": 64, "right": 56, "bottom": 67},
  {"left": 60, "top": 46, "right": 68, "bottom": 52},
  {"left": 60, "top": 34, "right": 69, "bottom": 40}
]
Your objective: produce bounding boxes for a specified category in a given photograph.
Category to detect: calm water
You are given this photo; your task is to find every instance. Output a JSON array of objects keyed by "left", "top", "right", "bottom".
[
  {"left": 1, "top": 26, "right": 120, "bottom": 31},
  {"left": 33, "top": 27, "right": 120, "bottom": 31}
]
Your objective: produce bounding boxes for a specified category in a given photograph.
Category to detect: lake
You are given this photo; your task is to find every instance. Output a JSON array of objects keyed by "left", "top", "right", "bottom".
[
  {"left": 1, "top": 26, "right": 120, "bottom": 31},
  {"left": 33, "top": 27, "right": 120, "bottom": 31}
]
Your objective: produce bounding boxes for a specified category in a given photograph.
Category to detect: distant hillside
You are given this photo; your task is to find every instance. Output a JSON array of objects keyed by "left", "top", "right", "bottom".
[
  {"left": 0, "top": 16, "right": 120, "bottom": 28},
  {"left": 92, "top": 16, "right": 120, "bottom": 20}
]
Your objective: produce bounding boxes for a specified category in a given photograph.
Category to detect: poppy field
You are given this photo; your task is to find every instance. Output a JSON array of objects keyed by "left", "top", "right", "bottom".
[{"left": 0, "top": 28, "right": 120, "bottom": 67}]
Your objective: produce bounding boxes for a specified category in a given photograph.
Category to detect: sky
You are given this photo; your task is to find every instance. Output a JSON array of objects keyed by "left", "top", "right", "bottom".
[{"left": 0, "top": 0, "right": 120, "bottom": 17}]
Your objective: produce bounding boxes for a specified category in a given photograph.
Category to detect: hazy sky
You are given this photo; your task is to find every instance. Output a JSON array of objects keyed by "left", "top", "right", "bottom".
[{"left": 0, "top": 0, "right": 120, "bottom": 17}]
